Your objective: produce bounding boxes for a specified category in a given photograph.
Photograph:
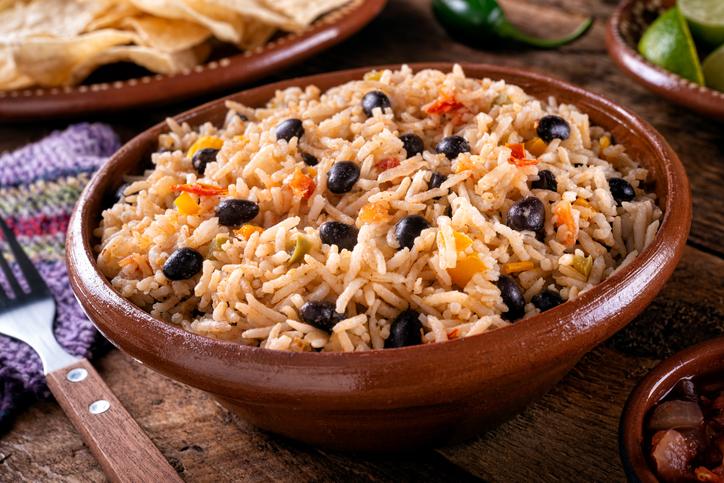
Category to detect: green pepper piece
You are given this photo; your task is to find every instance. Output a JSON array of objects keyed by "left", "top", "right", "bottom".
[
  {"left": 432, "top": 0, "right": 593, "bottom": 49},
  {"left": 289, "top": 235, "right": 311, "bottom": 264},
  {"left": 572, "top": 254, "right": 593, "bottom": 279}
]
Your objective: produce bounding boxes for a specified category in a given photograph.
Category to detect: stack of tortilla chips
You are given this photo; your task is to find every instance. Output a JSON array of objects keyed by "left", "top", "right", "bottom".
[{"left": 0, "top": 0, "right": 350, "bottom": 89}]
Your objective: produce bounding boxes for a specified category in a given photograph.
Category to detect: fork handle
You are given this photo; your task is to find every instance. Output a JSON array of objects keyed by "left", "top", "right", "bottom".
[{"left": 46, "top": 358, "right": 182, "bottom": 483}]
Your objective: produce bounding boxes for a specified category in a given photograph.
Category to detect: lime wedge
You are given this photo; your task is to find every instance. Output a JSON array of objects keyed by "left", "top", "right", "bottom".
[
  {"left": 679, "top": 0, "right": 724, "bottom": 46},
  {"left": 638, "top": 6, "right": 705, "bottom": 85},
  {"left": 703, "top": 44, "right": 724, "bottom": 92}
]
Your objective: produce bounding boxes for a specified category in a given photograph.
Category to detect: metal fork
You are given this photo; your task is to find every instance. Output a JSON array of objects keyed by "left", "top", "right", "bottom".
[{"left": 0, "top": 218, "right": 180, "bottom": 483}]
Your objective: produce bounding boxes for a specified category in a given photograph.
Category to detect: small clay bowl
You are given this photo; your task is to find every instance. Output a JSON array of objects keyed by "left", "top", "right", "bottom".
[
  {"left": 619, "top": 338, "right": 724, "bottom": 482},
  {"left": 606, "top": 0, "right": 724, "bottom": 120},
  {"left": 67, "top": 63, "right": 692, "bottom": 452}
]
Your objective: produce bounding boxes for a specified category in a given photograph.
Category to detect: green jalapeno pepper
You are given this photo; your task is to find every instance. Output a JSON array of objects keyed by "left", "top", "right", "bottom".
[{"left": 432, "top": 0, "right": 593, "bottom": 49}]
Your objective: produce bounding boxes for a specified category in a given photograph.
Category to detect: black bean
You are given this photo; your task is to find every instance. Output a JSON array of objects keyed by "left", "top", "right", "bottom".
[
  {"left": 301, "top": 151, "right": 318, "bottom": 166},
  {"left": 399, "top": 133, "right": 424, "bottom": 158},
  {"left": 385, "top": 309, "right": 422, "bottom": 348},
  {"left": 327, "top": 161, "right": 360, "bottom": 194},
  {"left": 216, "top": 199, "right": 259, "bottom": 227},
  {"left": 532, "top": 290, "right": 563, "bottom": 312},
  {"left": 362, "top": 91, "right": 392, "bottom": 117},
  {"left": 163, "top": 247, "right": 203, "bottom": 281},
  {"left": 531, "top": 169, "right": 557, "bottom": 192},
  {"left": 394, "top": 215, "right": 430, "bottom": 250},
  {"left": 300, "top": 301, "right": 343, "bottom": 332},
  {"left": 275, "top": 118, "right": 304, "bottom": 142},
  {"left": 536, "top": 115, "right": 570, "bottom": 142},
  {"left": 435, "top": 136, "right": 470, "bottom": 160},
  {"left": 319, "top": 221, "right": 358, "bottom": 251},
  {"left": 428, "top": 172, "right": 447, "bottom": 190},
  {"left": 608, "top": 178, "right": 636, "bottom": 205},
  {"left": 192, "top": 148, "right": 219, "bottom": 174},
  {"left": 507, "top": 197, "right": 546, "bottom": 233},
  {"left": 497, "top": 275, "right": 525, "bottom": 321}
]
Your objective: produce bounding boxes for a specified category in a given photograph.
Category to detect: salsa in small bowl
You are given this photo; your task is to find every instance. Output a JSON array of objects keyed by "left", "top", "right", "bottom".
[{"left": 620, "top": 338, "right": 724, "bottom": 482}]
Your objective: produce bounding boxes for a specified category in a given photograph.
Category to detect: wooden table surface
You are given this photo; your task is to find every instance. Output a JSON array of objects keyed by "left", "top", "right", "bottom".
[{"left": 1, "top": 0, "right": 722, "bottom": 481}]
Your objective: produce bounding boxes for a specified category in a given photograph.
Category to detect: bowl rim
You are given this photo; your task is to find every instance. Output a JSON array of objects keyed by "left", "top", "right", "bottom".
[
  {"left": 605, "top": 0, "right": 724, "bottom": 121},
  {"left": 619, "top": 337, "right": 724, "bottom": 483},
  {"left": 66, "top": 62, "right": 692, "bottom": 399}
]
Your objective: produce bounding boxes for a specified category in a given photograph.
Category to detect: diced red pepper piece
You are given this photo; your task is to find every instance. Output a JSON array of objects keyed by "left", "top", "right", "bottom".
[
  {"left": 506, "top": 143, "right": 538, "bottom": 167},
  {"left": 172, "top": 183, "right": 227, "bottom": 196},
  {"left": 376, "top": 157, "right": 400, "bottom": 171},
  {"left": 425, "top": 95, "right": 464, "bottom": 114}
]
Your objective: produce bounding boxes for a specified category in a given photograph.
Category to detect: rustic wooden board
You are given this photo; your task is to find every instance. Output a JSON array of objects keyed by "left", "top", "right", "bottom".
[{"left": 0, "top": 0, "right": 723, "bottom": 481}]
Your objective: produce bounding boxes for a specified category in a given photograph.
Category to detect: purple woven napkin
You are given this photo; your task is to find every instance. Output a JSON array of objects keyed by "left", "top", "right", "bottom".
[{"left": 0, "top": 123, "right": 120, "bottom": 428}]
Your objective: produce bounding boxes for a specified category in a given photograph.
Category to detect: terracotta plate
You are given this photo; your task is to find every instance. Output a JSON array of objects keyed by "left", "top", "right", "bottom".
[
  {"left": 606, "top": 0, "right": 724, "bottom": 120},
  {"left": 0, "top": 0, "right": 386, "bottom": 121}
]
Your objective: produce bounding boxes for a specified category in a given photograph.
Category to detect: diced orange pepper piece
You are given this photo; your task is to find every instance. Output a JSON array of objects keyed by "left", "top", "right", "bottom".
[
  {"left": 525, "top": 137, "right": 548, "bottom": 157},
  {"left": 501, "top": 260, "right": 535, "bottom": 275},
  {"left": 174, "top": 191, "right": 200, "bottom": 215},
  {"left": 358, "top": 201, "right": 391, "bottom": 224},
  {"left": 290, "top": 168, "right": 316, "bottom": 199},
  {"left": 187, "top": 136, "right": 223, "bottom": 158},
  {"left": 554, "top": 200, "right": 577, "bottom": 247},
  {"left": 236, "top": 224, "right": 263, "bottom": 239},
  {"left": 453, "top": 232, "right": 473, "bottom": 251},
  {"left": 425, "top": 94, "right": 464, "bottom": 114},
  {"left": 573, "top": 197, "right": 591, "bottom": 208},
  {"left": 447, "top": 328, "right": 460, "bottom": 339},
  {"left": 448, "top": 254, "right": 487, "bottom": 288},
  {"left": 454, "top": 157, "right": 475, "bottom": 173},
  {"left": 172, "top": 183, "right": 227, "bottom": 196},
  {"left": 376, "top": 157, "right": 400, "bottom": 171},
  {"left": 364, "top": 70, "right": 382, "bottom": 81},
  {"left": 599, "top": 135, "right": 611, "bottom": 150}
]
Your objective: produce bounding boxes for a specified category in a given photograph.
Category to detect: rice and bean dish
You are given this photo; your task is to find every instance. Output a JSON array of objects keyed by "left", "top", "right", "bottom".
[{"left": 96, "top": 65, "right": 662, "bottom": 352}]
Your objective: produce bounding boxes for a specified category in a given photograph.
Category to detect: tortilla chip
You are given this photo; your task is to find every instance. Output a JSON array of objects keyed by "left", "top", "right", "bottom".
[
  {"left": 234, "top": 19, "right": 273, "bottom": 49},
  {"left": 0, "top": 0, "right": 107, "bottom": 43},
  {"left": 68, "top": 43, "right": 210, "bottom": 84},
  {"left": 0, "top": 47, "right": 33, "bottom": 90},
  {"left": 205, "top": 0, "right": 299, "bottom": 31},
  {"left": 84, "top": 1, "right": 143, "bottom": 31},
  {"left": 261, "top": 0, "right": 351, "bottom": 28},
  {"left": 129, "top": 0, "right": 244, "bottom": 44},
  {"left": 121, "top": 15, "right": 210, "bottom": 52},
  {"left": 11, "top": 29, "right": 138, "bottom": 86}
]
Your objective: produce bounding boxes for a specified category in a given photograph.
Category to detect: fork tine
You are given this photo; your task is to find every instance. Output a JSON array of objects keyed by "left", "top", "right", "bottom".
[
  {"left": 0, "top": 217, "right": 48, "bottom": 294},
  {"left": 0, "top": 243, "right": 23, "bottom": 298}
]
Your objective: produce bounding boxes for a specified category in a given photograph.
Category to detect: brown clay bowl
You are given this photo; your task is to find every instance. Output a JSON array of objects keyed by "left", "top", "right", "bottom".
[
  {"left": 606, "top": 0, "right": 724, "bottom": 120},
  {"left": 66, "top": 63, "right": 692, "bottom": 452},
  {"left": 619, "top": 338, "right": 724, "bottom": 482}
]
